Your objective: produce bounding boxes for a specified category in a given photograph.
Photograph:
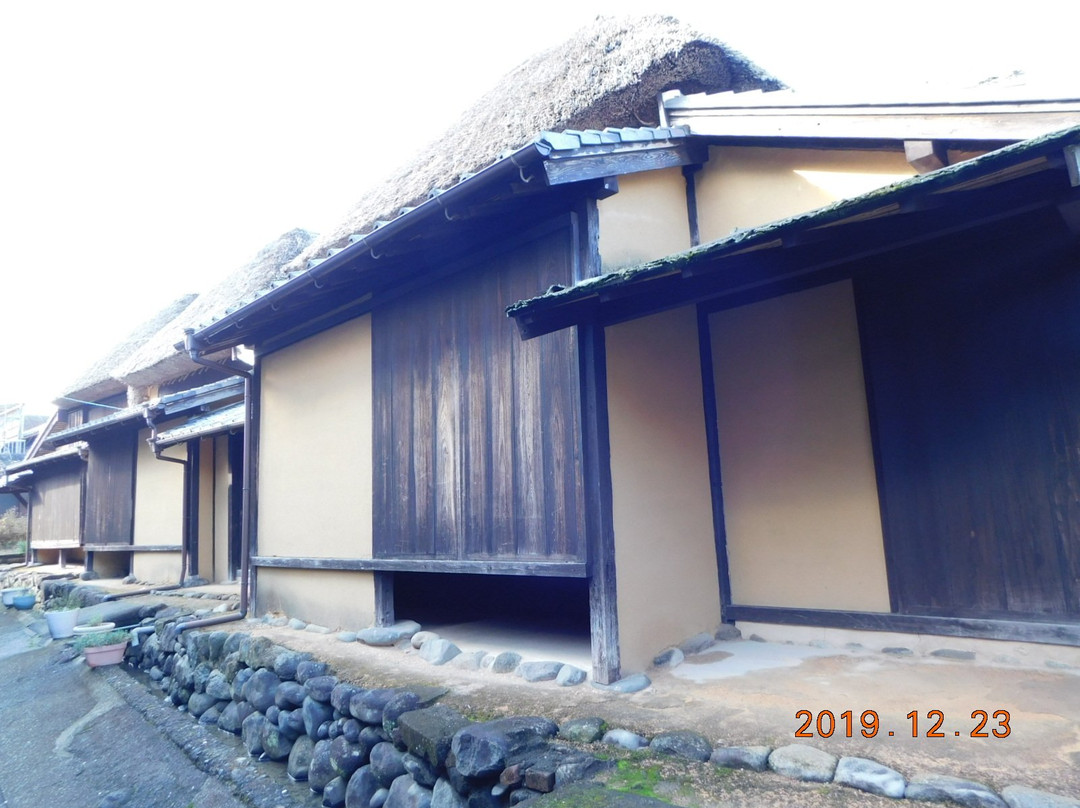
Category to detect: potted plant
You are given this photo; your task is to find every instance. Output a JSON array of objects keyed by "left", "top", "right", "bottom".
[
  {"left": 75, "top": 629, "right": 129, "bottom": 668},
  {"left": 44, "top": 592, "right": 81, "bottom": 639}
]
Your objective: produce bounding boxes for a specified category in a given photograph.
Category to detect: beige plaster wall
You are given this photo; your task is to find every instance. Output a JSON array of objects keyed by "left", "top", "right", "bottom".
[
  {"left": 605, "top": 306, "right": 720, "bottom": 672},
  {"left": 132, "top": 428, "right": 183, "bottom": 548},
  {"left": 133, "top": 551, "right": 181, "bottom": 584},
  {"left": 132, "top": 428, "right": 184, "bottom": 582},
  {"left": 257, "top": 568, "right": 376, "bottom": 630},
  {"left": 709, "top": 281, "right": 890, "bottom": 611},
  {"left": 597, "top": 167, "right": 690, "bottom": 271},
  {"left": 213, "top": 435, "right": 231, "bottom": 581},
  {"left": 259, "top": 315, "right": 373, "bottom": 559},
  {"left": 696, "top": 146, "right": 914, "bottom": 244},
  {"left": 196, "top": 436, "right": 215, "bottom": 581}
]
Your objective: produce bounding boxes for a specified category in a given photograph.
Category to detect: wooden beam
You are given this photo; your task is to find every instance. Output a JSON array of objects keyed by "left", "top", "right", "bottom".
[
  {"left": 696, "top": 306, "right": 733, "bottom": 621},
  {"left": 544, "top": 143, "right": 708, "bottom": 186},
  {"left": 904, "top": 140, "right": 948, "bottom": 174},
  {"left": 578, "top": 322, "right": 621, "bottom": 684},
  {"left": 251, "top": 555, "right": 588, "bottom": 577},
  {"left": 726, "top": 605, "right": 1080, "bottom": 646}
]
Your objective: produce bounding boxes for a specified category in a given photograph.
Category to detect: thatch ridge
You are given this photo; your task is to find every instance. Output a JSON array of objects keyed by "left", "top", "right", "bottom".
[
  {"left": 57, "top": 293, "right": 198, "bottom": 406},
  {"left": 277, "top": 15, "right": 781, "bottom": 280},
  {"left": 113, "top": 228, "right": 316, "bottom": 388}
]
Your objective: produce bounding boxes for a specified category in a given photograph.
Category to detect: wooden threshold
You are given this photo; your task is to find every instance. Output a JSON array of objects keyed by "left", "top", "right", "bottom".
[
  {"left": 727, "top": 605, "right": 1080, "bottom": 647},
  {"left": 251, "top": 555, "right": 588, "bottom": 578},
  {"left": 87, "top": 544, "right": 181, "bottom": 553}
]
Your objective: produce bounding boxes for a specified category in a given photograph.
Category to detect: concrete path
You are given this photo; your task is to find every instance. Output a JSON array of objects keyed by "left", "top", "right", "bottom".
[{"left": 0, "top": 609, "right": 250, "bottom": 808}]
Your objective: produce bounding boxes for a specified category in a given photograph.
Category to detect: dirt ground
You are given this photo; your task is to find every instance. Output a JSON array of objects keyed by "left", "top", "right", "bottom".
[{"left": 226, "top": 619, "right": 1080, "bottom": 802}]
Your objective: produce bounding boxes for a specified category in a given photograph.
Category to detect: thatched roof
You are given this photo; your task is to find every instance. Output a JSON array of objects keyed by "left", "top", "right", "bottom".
[
  {"left": 57, "top": 294, "right": 198, "bottom": 406},
  {"left": 113, "top": 228, "right": 315, "bottom": 388},
  {"left": 278, "top": 15, "right": 781, "bottom": 277}
]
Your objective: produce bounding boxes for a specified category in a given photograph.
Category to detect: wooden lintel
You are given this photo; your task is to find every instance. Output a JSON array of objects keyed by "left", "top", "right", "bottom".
[
  {"left": 86, "top": 544, "right": 181, "bottom": 552},
  {"left": 251, "top": 555, "right": 588, "bottom": 577},
  {"left": 726, "top": 605, "right": 1080, "bottom": 646},
  {"left": 544, "top": 143, "right": 707, "bottom": 186},
  {"left": 905, "top": 140, "right": 949, "bottom": 174}
]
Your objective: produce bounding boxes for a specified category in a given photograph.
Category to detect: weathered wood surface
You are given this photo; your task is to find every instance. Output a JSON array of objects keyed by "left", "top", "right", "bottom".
[
  {"left": 251, "top": 555, "right": 587, "bottom": 577},
  {"left": 83, "top": 431, "right": 136, "bottom": 546},
  {"left": 372, "top": 219, "right": 586, "bottom": 564},
  {"left": 29, "top": 466, "right": 82, "bottom": 546},
  {"left": 857, "top": 232, "right": 1080, "bottom": 620}
]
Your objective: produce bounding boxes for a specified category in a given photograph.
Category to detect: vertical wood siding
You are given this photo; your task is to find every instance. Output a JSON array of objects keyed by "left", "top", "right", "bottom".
[
  {"left": 83, "top": 431, "right": 137, "bottom": 545},
  {"left": 858, "top": 244, "right": 1080, "bottom": 619},
  {"left": 373, "top": 221, "right": 586, "bottom": 562},
  {"left": 29, "top": 465, "right": 83, "bottom": 545}
]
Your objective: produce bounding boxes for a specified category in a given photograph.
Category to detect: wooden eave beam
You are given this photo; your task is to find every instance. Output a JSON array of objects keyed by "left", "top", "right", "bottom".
[{"left": 544, "top": 142, "right": 708, "bottom": 186}]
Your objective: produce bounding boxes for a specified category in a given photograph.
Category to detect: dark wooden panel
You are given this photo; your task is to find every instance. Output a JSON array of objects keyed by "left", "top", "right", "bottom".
[
  {"left": 372, "top": 217, "right": 586, "bottom": 564},
  {"left": 29, "top": 465, "right": 83, "bottom": 546},
  {"left": 83, "top": 431, "right": 137, "bottom": 546},
  {"left": 858, "top": 243, "right": 1080, "bottom": 619}
]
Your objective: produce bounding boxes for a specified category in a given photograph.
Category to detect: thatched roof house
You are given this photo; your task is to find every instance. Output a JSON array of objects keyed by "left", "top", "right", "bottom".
[
  {"left": 258, "top": 15, "right": 780, "bottom": 294},
  {"left": 112, "top": 228, "right": 315, "bottom": 389},
  {"left": 55, "top": 294, "right": 198, "bottom": 408}
]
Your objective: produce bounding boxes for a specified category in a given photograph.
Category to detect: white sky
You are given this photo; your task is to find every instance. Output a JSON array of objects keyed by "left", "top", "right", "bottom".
[{"left": 1, "top": 1, "right": 1076, "bottom": 411}]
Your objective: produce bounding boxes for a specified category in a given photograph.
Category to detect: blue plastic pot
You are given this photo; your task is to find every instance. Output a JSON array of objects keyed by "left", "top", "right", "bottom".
[{"left": 11, "top": 594, "right": 36, "bottom": 610}]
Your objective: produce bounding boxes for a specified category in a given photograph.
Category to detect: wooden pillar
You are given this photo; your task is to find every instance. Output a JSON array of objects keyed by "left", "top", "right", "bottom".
[
  {"left": 374, "top": 572, "right": 395, "bottom": 627},
  {"left": 579, "top": 322, "right": 620, "bottom": 684}
]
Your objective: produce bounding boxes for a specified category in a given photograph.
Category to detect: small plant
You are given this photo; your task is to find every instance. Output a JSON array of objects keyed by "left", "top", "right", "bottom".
[
  {"left": 73, "top": 629, "right": 128, "bottom": 651},
  {"left": 45, "top": 592, "right": 82, "bottom": 612}
]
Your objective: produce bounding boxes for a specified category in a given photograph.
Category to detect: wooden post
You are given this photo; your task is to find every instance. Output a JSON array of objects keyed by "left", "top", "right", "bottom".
[
  {"left": 374, "top": 572, "right": 395, "bottom": 627},
  {"left": 578, "top": 321, "right": 620, "bottom": 684}
]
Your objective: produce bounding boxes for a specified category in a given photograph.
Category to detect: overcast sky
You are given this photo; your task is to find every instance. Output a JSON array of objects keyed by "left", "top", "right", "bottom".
[{"left": 1, "top": 1, "right": 1076, "bottom": 411}]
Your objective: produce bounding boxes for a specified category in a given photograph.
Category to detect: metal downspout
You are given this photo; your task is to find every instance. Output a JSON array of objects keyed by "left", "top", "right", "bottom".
[
  {"left": 144, "top": 409, "right": 190, "bottom": 586},
  {"left": 172, "top": 330, "right": 254, "bottom": 633}
]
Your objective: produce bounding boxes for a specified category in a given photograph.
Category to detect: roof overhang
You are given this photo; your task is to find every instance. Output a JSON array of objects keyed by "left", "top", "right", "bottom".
[
  {"left": 663, "top": 90, "right": 1080, "bottom": 144},
  {"left": 1, "top": 442, "right": 88, "bottom": 476},
  {"left": 153, "top": 402, "right": 244, "bottom": 449},
  {"left": 508, "top": 125, "right": 1080, "bottom": 338},
  {"left": 186, "top": 128, "right": 699, "bottom": 355}
]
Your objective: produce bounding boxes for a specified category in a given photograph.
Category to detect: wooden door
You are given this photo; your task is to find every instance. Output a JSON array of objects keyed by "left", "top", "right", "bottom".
[{"left": 857, "top": 249, "right": 1080, "bottom": 619}]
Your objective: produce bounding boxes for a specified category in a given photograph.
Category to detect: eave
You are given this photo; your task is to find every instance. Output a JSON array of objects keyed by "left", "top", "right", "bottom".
[{"left": 508, "top": 125, "right": 1080, "bottom": 338}]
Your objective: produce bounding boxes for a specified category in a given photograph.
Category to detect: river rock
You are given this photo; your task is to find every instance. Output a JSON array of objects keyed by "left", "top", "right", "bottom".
[
  {"left": 276, "top": 680, "right": 308, "bottom": 709},
  {"left": 419, "top": 638, "right": 461, "bottom": 666},
  {"left": 559, "top": 717, "right": 607, "bottom": 744},
  {"left": 306, "top": 675, "right": 339, "bottom": 703},
  {"left": 345, "top": 765, "right": 380, "bottom": 808},
  {"left": 649, "top": 730, "right": 712, "bottom": 762},
  {"left": 555, "top": 665, "right": 587, "bottom": 686},
  {"left": 304, "top": 696, "right": 337, "bottom": 739},
  {"left": 711, "top": 745, "right": 771, "bottom": 772},
  {"left": 834, "top": 756, "right": 906, "bottom": 798},
  {"left": 905, "top": 773, "right": 1006, "bottom": 807},
  {"left": 288, "top": 735, "right": 316, "bottom": 782},
  {"left": 322, "top": 776, "right": 347, "bottom": 807},
  {"left": 242, "top": 668, "right": 281, "bottom": 713},
  {"left": 370, "top": 742, "right": 408, "bottom": 788},
  {"left": 1001, "top": 786, "right": 1080, "bottom": 808},
  {"left": 768, "top": 744, "right": 838, "bottom": 782},
  {"left": 602, "top": 729, "right": 648, "bottom": 750}
]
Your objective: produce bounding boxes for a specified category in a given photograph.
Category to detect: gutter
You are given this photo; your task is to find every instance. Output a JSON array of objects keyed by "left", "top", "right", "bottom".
[{"left": 168, "top": 331, "right": 256, "bottom": 633}]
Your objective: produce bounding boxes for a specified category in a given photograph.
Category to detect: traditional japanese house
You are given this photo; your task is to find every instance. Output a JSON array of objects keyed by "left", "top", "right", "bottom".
[
  {"left": 184, "top": 15, "right": 1080, "bottom": 680},
  {"left": 509, "top": 124, "right": 1080, "bottom": 666}
]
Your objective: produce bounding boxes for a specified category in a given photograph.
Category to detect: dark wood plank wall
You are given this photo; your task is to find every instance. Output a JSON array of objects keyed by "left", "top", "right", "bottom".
[
  {"left": 857, "top": 239, "right": 1080, "bottom": 619},
  {"left": 373, "top": 219, "right": 586, "bottom": 563},
  {"left": 29, "top": 466, "right": 83, "bottom": 545},
  {"left": 83, "top": 431, "right": 137, "bottom": 546}
]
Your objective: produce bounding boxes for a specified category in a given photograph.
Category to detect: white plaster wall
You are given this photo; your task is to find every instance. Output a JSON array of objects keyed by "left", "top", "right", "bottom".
[
  {"left": 710, "top": 281, "right": 890, "bottom": 611},
  {"left": 258, "top": 568, "right": 375, "bottom": 631},
  {"left": 605, "top": 306, "right": 721, "bottom": 672},
  {"left": 213, "top": 434, "right": 231, "bottom": 581}
]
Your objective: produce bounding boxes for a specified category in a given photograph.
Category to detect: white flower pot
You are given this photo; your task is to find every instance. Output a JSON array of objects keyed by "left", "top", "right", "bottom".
[{"left": 45, "top": 608, "right": 80, "bottom": 639}]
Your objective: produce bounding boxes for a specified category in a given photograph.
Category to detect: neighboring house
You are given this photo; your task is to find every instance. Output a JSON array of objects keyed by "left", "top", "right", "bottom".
[
  {"left": 181, "top": 14, "right": 1080, "bottom": 681},
  {"left": 4, "top": 230, "right": 312, "bottom": 582}
]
